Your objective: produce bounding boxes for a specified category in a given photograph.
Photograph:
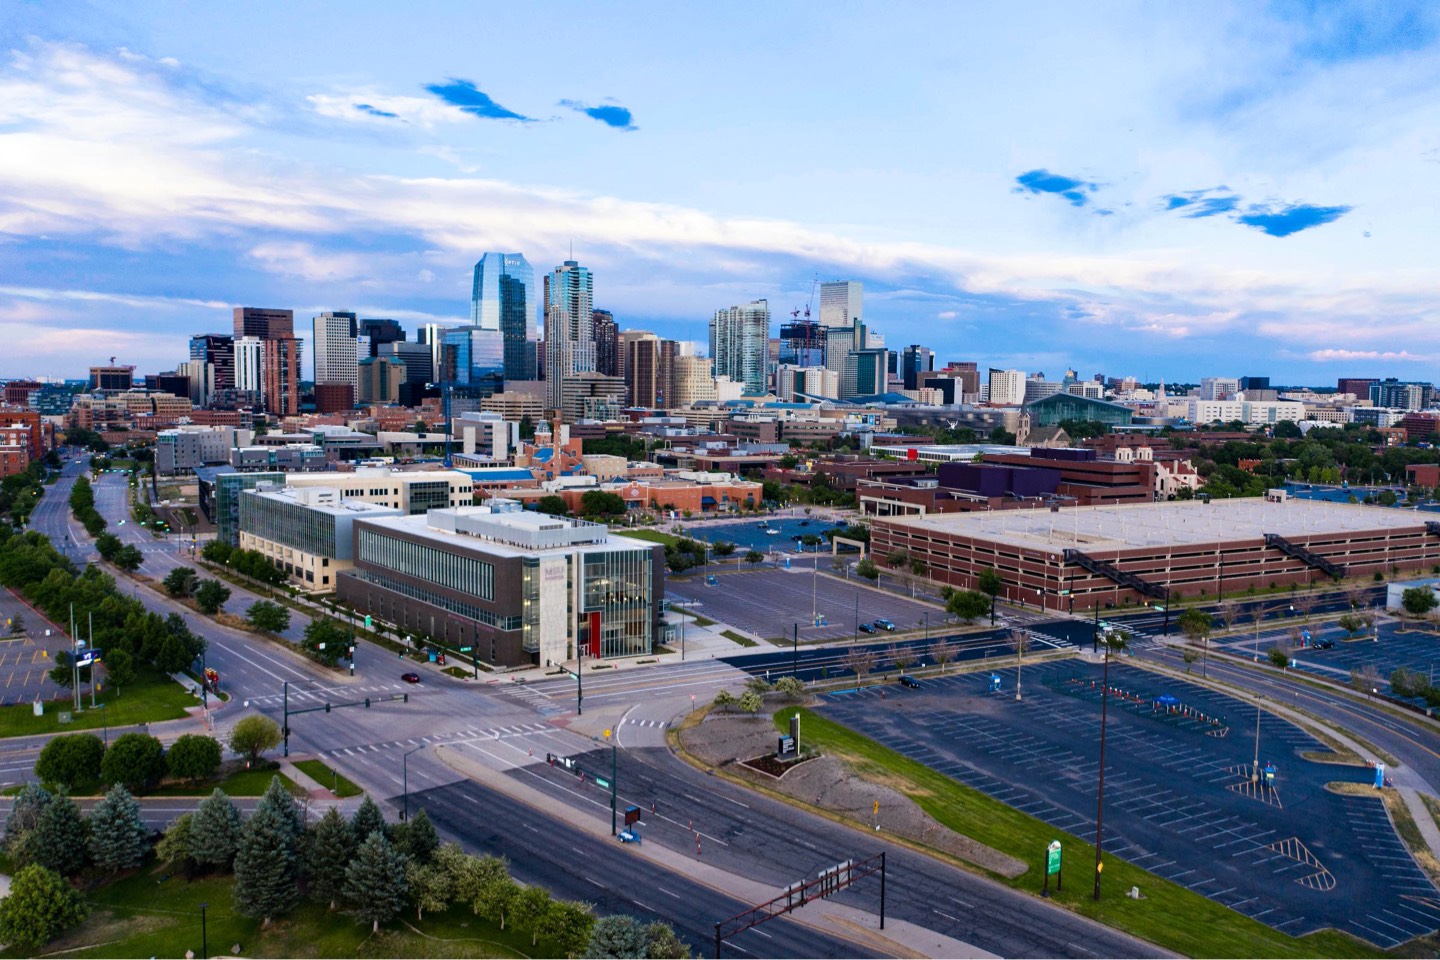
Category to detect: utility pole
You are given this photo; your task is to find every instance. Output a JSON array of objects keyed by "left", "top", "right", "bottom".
[
  {"left": 282, "top": 681, "right": 290, "bottom": 757},
  {"left": 1094, "top": 629, "right": 1114, "bottom": 901},
  {"left": 792, "top": 622, "right": 799, "bottom": 677},
  {"left": 89, "top": 612, "right": 95, "bottom": 708}
]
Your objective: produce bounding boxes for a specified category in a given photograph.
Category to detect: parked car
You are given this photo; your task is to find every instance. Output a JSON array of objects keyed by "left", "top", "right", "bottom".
[
  {"left": 401, "top": 672, "right": 421, "bottom": 683},
  {"left": 858, "top": 623, "right": 876, "bottom": 634},
  {"left": 1311, "top": 639, "right": 1335, "bottom": 650},
  {"left": 705, "top": 575, "right": 719, "bottom": 586},
  {"left": 874, "top": 618, "right": 896, "bottom": 631},
  {"left": 897, "top": 675, "right": 921, "bottom": 688}
]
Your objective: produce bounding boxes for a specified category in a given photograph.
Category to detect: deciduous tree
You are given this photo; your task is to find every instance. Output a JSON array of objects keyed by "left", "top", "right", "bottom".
[
  {"left": 0, "top": 865, "right": 87, "bottom": 951},
  {"left": 167, "top": 734, "right": 222, "bottom": 783},
  {"left": 228, "top": 715, "right": 281, "bottom": 764},
  {"left": 100, "top": 732, "right": 166, "bottom": 791}
]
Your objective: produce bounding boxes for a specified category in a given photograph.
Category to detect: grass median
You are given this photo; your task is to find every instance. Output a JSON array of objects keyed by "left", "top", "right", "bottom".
[
  {"left": 0, "top": 666, "right": 196, "bottom": 739},
  {"left": 294, "top": 758, "right": 363, "bottom": 798},
  {"left": 781, "top": 707, "right": 1379, "bottom": 959}
]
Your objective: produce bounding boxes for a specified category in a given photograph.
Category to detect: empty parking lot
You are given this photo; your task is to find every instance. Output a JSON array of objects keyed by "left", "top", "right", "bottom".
[{"left": 819, "top": 660, "right": 1440, "bottom": 947}]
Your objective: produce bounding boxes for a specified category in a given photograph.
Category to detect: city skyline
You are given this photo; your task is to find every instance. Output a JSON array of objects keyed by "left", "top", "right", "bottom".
[{"left": 1, "top": 3, "right": 1438, "bottom": 381}]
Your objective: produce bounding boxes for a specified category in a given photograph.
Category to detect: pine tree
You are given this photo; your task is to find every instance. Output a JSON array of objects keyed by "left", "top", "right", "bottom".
[
  {"left": 343, "top": 831, "right": 407, "bottom": 934},
  {"left": 87, "top": 784, "right": 148, "bottom": 872},
  {"left": 232, "top": 803, "right": 299, "bottom": 926},
  {"left": 255, "top": 776, "right": 305, "bottom": 841},
  {"left": 587, "top": 914, "right": 648, "bottom": 958},
  {"left": 307, "top": 808, "right": 355, "bottom": 910},
  {"left": 350, "top": 795, "right": 386, "bottom": 842},
  {"left": 4, "top": 784, "right": 52, "bottom": 853},
  {"left": 32, "top": 793, "right": 88, "bottom": 876},
  {"left": 397, "top": 807, "right": 437, "bottom": 864},
  {"left": 155, "top": 812, "right": 194, "bottom": 866},
  {"left": 189, "top": 789, "right": 241, "bottom": 871}
]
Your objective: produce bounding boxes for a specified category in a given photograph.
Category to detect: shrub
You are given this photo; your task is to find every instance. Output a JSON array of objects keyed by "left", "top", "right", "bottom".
[
  {"left": 100, "top": 733, "right": 166, "bottom": 791},
  {"left": 34, "top": 734, "right": 104, "bottom": 791}
]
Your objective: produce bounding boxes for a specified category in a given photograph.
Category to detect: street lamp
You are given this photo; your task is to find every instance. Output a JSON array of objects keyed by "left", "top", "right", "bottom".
[
  {"left": 199, "top": 902, "right": 208, "bottom": 960},
  {"left": 402, "top": 745, "right": 424, "bottom": 821},
  {"left": 1094, "top": 627, "right": 1125, "bottom": 901}
]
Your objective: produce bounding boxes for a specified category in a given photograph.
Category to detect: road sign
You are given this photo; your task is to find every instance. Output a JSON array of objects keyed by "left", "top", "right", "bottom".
[
  {"left": 459, "top": 646, "right": 473, "bottom": 652},
  {"left": 595, "top": 777, "right": 610, "bottom": 789},
  {"left": 1046, "top": 840, "right": 1062, "bottom": 875}
]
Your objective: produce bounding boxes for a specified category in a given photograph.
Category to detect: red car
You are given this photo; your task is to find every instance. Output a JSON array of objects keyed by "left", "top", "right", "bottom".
[{"left": 401, "top": 672, "right": 421, "bottom": 683}]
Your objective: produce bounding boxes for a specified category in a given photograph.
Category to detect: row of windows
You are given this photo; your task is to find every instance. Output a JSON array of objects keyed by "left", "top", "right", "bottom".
[
  {"left": 350, "top": 569, "right": 520, "bottom": 630},
  {"left": 357, "top": 530, "right": 495, "bottom": 601}
]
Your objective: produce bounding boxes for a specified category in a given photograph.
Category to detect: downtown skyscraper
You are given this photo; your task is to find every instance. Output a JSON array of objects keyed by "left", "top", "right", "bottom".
[
  {"left": 709, "top": 300, "right": 770, "bottom": 395},
  {"left": 543, "top": 260, "right": 595, "bottom": 410},
  {"left": 471, "top": 253, "right": 537, "bottom": 381}
]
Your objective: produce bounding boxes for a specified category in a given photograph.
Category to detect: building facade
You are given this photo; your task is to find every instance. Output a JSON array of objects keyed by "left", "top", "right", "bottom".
[
  {"left": 238, "top": 484, "right": 402, "bottom": 593},
  {"left": 544, "top": 260, "right": 596, "bottom": 410},
  {"left": 336, "top": 501, "right": 664, "bottom": 668},
  {"left": 312, "top": 311, "right": 359, "bottom": 395},
  {"left": 710, "top": 300, "right": 769, "bottom": 395}
]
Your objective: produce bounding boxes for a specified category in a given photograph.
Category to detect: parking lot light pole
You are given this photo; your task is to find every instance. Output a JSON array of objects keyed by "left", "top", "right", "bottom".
[
  {"left": 1094, "top": 629, "right": 1119, "bottom": 900},
  {"left": 792, "top": 623, "right": 799, "bottom": 677},
  {"left": 1252, "top": 696, "right": 1263, "bottom": 783}
]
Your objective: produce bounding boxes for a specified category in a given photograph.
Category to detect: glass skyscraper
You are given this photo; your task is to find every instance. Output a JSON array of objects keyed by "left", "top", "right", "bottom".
[
  {"left": 442, "top": 327, "right": 506, "bottom": 397},
  {"left": 471, "top": 253, "right": 537, "bottom": 381}
]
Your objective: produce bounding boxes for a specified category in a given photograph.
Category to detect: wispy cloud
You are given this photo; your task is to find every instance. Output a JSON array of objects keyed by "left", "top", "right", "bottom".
[
  {"left": 1014, "top": 169, "right": 1099, "bottom": 207},
  {"left": 1235, "top": 201, "right": 1352, "bottom": 237},
  {"left": 559, "top": 99, "right": 637, "bottom": 131},
  {"left": 423, "top": 79, "right": 531, "bottom": 121},
  {"left": 1308, "top": 348, "right": 1433, "bottom": 362},
  {"left": 353, "top": 103, "right": 398, "bottom": 119},
  {"left": 1161, "top": 188, "right": 1242, "bottom": 218}
]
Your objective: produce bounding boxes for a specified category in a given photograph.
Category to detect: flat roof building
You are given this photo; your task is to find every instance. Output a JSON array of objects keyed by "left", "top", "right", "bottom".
[
  {"left": 873, "top": 498, "right": 1440, "bottom": 612},
  {"left": 336, "top": 500, "right": 664, "bottom": 668},
  {"left": 239, "top": 485, "right": 402, "bottom": 593}
]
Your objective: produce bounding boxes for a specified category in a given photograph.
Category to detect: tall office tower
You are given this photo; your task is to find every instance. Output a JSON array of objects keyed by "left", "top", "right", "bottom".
[
  {"left": 233, "top": 307, "right": 294, "bottom": 340},
  {"left": 709, "top": 300, "right": 770, "bottom": 395},
  {"left": 234, "top": 336, "right": 264, "bottom": 398},
  {"left": 177, "top": 360, "right": 215, "bottom": 407},
  {"left": 189, "top": 334, "right": 235, "bottom": 391},
  {"left": 840, "top": 349, "right": 888, "bottom": 400},
  {"left": 312, "top": 311, "right": 359, "bottom": 395},
  {"left": 987, "top": 368, "right": 1027, "bottom": 406},
  {"left": 262, "top": 337, "right": 303, "bottom": 416},
  {"left": 818, "top": 281, "right": 862, "bottom": 375},
  {"left": 945, "top": 361, "right": 981, "bottom": 399},
  {"left": 418, "top": 324, "right": 448, "bottom": 385},
  {"left": 234, "top": 307, "right": 300, "bottom": 415},
  {"left": 1238, "top": 376, "right": 1270, "bottom": 392},
  {"left": 901, "top": 345, "right": 934, "bottom": 390},
  {"left": 543, "top": 260, "right": 596, "bottom": 409},
  {"left": 1338, "top": 377, "right": 1378, "bottom": 399},
  {"left": 623, "top": 334, "right": 679, "bottom": 408},
  {"left": 472, "top": 253, "right": 538, "bottom": 381},
  {"left": 379, "top": 341, "right": 434, "bottom": 386},
  {"left": 671, "top": 352, "right": 718, "bottom": 407},
  {"left": 1199, "top": 377, "right": 1240, "bottom": 401},
  {"left": 441, "top": 327, "right": 506, "bottom": 397},
  {"left": 592, "top": 309, "right": 620, "bottom": 377},
  {"left": 359, "top": 318, "right": 405, "bottom": 357}
]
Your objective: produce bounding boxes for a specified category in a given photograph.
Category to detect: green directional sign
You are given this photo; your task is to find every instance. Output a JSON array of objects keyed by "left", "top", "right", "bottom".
[
  {"left": 459, "top": 646, "right": 473, "bottom": 652},
  {"left": 1046, "top": 840, "right": 1062, "bottom": 875},
  {"left": 595, "top": 777, "right": 610, "bottom": 789}
]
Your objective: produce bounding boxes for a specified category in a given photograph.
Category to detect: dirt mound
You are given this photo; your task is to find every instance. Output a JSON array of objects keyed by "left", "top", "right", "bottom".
[{"left": 681, "top": 711, "right": 1026, "bottom": 878}]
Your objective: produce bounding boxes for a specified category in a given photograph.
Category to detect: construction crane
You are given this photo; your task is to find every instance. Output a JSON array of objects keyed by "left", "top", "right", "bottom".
[{"left": 792, "top": 274, "right": 820, "bottom": 323}]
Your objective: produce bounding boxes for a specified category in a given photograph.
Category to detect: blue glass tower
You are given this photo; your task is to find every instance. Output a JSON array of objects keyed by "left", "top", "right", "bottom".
[{"left": 471, "top": 253, "right": 537, "bottom": 381}]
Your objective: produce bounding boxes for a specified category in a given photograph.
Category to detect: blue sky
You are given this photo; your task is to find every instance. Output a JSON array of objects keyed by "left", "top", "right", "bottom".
[{"left": 1, "top": 1, "right": 1438, "bottom": 384}]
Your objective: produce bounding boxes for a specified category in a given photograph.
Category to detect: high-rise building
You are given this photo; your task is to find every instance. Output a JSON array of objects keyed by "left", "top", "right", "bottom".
[
  {"left": 441, "top": 327, "right": 506, "bottom": 397},
  {"left": 189, "top": 334, "right": 235, "bottom": 391},
  {"left": 1338, "top": 377, "right": 1378, "bottom": 399},
  {"left": 234, "top": 337, "right": 264, "bottom": 397},
  {"left": 778, "top": 319, "right": 827, "bottom": 369},
  {"left": 818, "top": 281, "right": 862, "bottom": 329},
  {"left": 234, "top": 307, "right": 300, "bottom": 415},
  {"left": 1239, "top": 376, "right": 1270, "bottom": 392},
  {"left": 88, "top": 365, "right": 135, "bottom": 392},
  {"left": 359, "top": 319, "right": 405, "bottom": 357},
  {"left": 592, "top": 309, "right": 620, "bottom": 377},
  {"left": 177, "top": 360, "right": 215, "bottom": 407},
  {"left": 543, "top": 260, "right": 596, "bottom": 409},
  {"left": 841, "top": 348, "right": 887, "bottom": 400},
  {"left": 623, "top": 334, "right": 679, "bottom": 408},
  {"left": 312, "top": 311, "right": 359, "bottom": 395},
  {"left": 233, "top": 307, "right": 294, "bottom": 340},
  {"left": 379, "top": 341, "right": 434, "bottom": 386},
  {"left": 261, "top": 337, "right": 302, "bottom": 416},
  {"left": 901, "top": 345, "right": 935, "bottom": 390},
  {"left": 418, "top": 324, "right": 448, "bottom": 386},
  {"left": 359, "top": 356, "right": 407, "bottom": 404},
  {"left": 671, "top": 353, "right": 718, "bottom": 407},
  {"left": 987, "top": 369, "right": 1027, "bottom": 406},
  {"left": 472, "top": 253, "right": 538, "bottom": 381},
  {"left": 1199, "top": 377, "right": 1240, "bottom": 401},
  {"left": 709, "top": 300, "right": 770, "bottom": 395}
]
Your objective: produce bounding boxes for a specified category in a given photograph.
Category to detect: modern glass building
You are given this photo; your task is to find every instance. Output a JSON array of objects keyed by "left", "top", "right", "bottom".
[
  {"left": 337, "top": 501, "right": 664, "bottom": 668},
  {"left": 211, "top": 470, "right": 285, "bottom": 546},
  {"left": 238, "top": 485, "right": 402, "bottom": 592},
  {"left": 442, "top": 327, "right": 506, "bottom": 396},
  {"left": 471, "top": 253, "right": 537, "bottom": 381},
  {"left": 1025, "top": 392, "right": 1136, "bottom": 428}
]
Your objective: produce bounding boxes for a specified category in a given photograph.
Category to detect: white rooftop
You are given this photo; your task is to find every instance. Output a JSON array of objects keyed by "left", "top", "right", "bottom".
[{"left": 883, "top": 498, "right": 1427, "bottom": 554}]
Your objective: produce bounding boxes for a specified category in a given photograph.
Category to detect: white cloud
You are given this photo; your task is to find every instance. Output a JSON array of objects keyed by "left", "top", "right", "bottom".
[{"left": 1308, "top": 348, "right": 1434, "bottom": 363}]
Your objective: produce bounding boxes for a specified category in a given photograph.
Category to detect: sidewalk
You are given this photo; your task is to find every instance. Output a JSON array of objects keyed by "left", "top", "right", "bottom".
[{"left": 435, "top": 744, "right": 995, "bottom": 959}]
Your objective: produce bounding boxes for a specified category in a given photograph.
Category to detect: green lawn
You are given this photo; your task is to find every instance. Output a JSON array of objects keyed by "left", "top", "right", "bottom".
[
  {"left": 781, "top": 708, "right": 1381, "bottom": 959},
  {"left": 687, "top": 613, "right": 716, "bottom": 627},
  {"left": 618, "top": 528, "right": 680, "bottom": 548},
  {"left": 14, "top": 861, "right": 543, "bottom": 959},
  {"left": 0, "top": 666, "right": 197, "bottom": 739},
  {"left": 720, "top": 630, "right": 757, "bottom": 647},
  {"left": 148, "top": 765, "right": 300, "bottom": 798},
  {"left": 294, "top": 758, "right": 363, "bottom": 798}
]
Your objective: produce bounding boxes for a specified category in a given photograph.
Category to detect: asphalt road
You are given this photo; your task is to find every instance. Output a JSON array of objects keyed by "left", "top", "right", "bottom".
[{"left": 408, "top": 777, "right": 878, "bottom": 959}]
